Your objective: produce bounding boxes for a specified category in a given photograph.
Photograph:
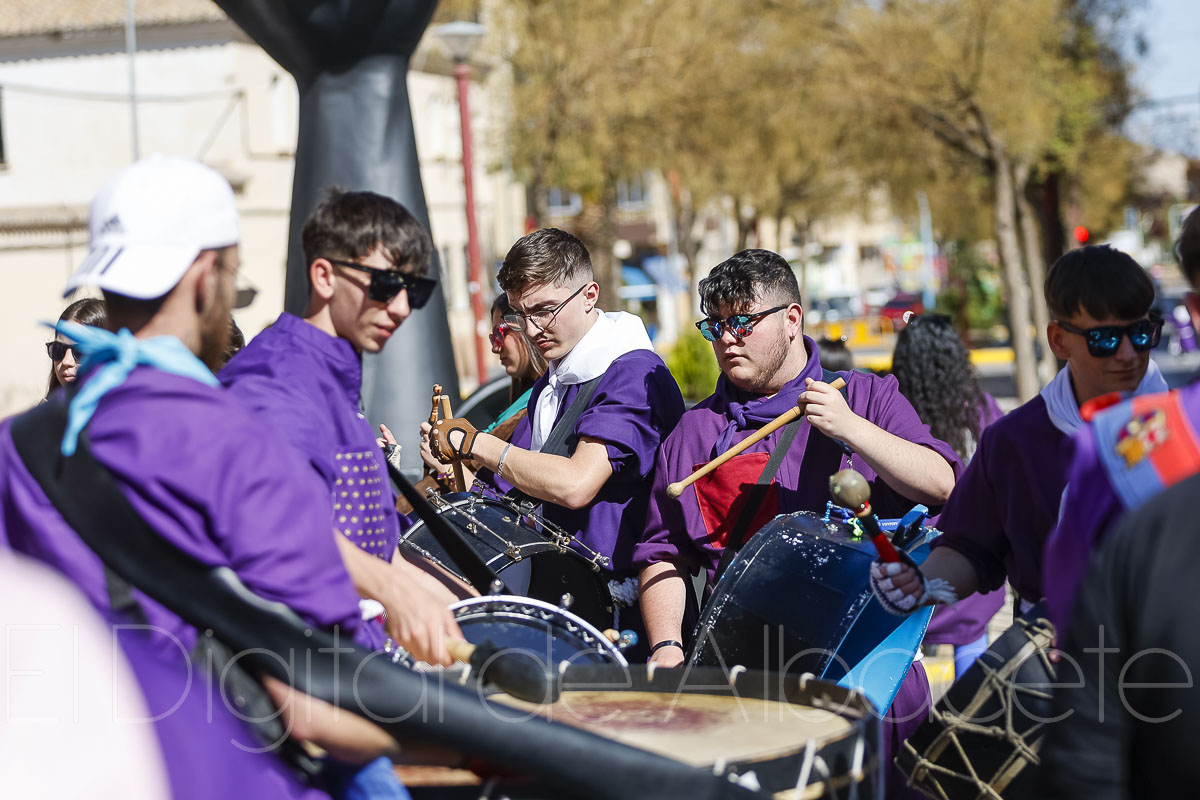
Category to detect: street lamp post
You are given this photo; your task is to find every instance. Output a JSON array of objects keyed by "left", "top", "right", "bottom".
[{"left": 435, "top": 21, "right": 489, "bottom": 388}]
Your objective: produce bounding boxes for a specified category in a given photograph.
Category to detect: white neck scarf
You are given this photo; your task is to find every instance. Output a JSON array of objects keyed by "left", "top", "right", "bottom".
[
  {"left": 1040, "top": 359, "right": 1169, "bottom": 436},
  {"left": 530, "top": 310, "right": 654, "bottom": 452}
]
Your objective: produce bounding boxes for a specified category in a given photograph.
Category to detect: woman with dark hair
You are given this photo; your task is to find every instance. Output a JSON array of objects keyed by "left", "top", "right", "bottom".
[
  {"left": 892, "top": 313, "right": 1004, "bottom": 676},
  {"left": 45, "top": 298, "right": 106, "bottom": 398}
]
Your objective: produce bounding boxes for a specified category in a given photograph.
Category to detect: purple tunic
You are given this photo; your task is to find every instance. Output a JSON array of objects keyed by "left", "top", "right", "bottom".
[
  {"left": 634, "top": 338, "right": 962, "bottom": 583},
  {"left": 0, "top": 367, "right": 378, "bottom": 654},
  {"left": 923, "top": 393, "right": 1007, "bottom": 646},
  {"left": 485, "top": 349, "right": 684, "bottom": 575},
  {"left": 220, "top": 312, "right": 404, "bottom": 562},
  {"left": 121, "top": 630, "right": 328, "bottom": 800},
  {"left": 1044, "top": 380, "right": 1200, "bottom": 632},
  {"left": 931, "top": 394, "right": 1067, "bottom": 604}
]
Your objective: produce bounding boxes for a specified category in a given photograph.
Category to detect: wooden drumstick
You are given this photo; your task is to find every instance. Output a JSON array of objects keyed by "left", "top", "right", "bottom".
[
  {"left": 665, "top": 376, "right": 846, "bottom": 498},
  {"left": 828, "top": 468, "right": 900, "bottom": 563},
  {"left": 447, "top": 639, "right": 560, "bottom": 705}
]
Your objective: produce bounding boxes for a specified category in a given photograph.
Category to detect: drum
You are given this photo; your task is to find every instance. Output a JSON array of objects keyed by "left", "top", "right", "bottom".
[
  {"left": 387, "top": 594, "right": 628, "bottom": 669},
  {"left": 895, "top": 603, "right": 1056, "bottom": 800},
  {"left": 691, "top": 510, "right": 930, "bottom": 685},
  {"left": 397, "top": 665, "right": 882, "bottom": 799},
  {"left": 399, "top": 492, "right": 613, "bottom": 629}
]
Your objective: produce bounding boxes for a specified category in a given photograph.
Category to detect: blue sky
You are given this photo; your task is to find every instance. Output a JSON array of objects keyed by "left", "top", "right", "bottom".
[{"left": 1128, "top": 0, "right": 1200, "bottom": 155}]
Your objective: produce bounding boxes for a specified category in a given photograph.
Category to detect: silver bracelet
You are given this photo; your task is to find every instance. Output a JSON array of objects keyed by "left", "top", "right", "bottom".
[{"left": 497, "top": 442, "right": 513, "bottom": 478}]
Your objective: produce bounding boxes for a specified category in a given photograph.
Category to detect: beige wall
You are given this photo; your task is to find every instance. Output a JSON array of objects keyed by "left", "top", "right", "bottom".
[{"left": 0, "top": 22, "right": 529, "bottom": 416}]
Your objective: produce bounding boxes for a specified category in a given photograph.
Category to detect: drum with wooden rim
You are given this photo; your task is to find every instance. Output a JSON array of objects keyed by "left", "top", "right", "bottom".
[{"left": 396, "top": 664, "right": 882, "bottom": 799}]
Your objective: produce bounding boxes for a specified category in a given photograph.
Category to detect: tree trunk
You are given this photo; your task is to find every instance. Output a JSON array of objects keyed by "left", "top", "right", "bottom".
[
  {"left": 527, "top": 156, "right": 550, "bottom": 230},
  {"left": 1040, "top": 169, "right": 1065, "bottom": 266},
  {"left": 991, "top": 148, "right": 1040, "bottom": 402},
  {"left": 672, "top": 194, "right": 702, "bottom": 315},
  {"left": 1013, "top": 160, "right": 1057, "bottom": 384},
  {"left": 734, "top": 199, "right": 757, "bottom": 252},
  {"left": 793, "top": 218, "right": 812, "bottom": 317},
  {"left": 574, "top": 179, "right": 620, "bottom": 309}
]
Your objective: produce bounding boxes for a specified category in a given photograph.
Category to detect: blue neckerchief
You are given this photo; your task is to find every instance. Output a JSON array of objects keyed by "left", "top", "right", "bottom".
[{"left": 47, "top": 320, "right": 220, "bottom": 456}]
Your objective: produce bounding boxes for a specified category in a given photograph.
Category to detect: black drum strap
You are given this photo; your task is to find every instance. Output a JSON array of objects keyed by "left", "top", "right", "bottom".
[
  {"left": 710, "top": 417, "right": 803, "bottom": 585},
  {"left": 506, "top": 375, "right": 603, "bottom": 517}
]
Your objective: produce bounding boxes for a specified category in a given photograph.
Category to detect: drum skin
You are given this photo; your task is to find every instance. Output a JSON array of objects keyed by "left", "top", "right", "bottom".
[
  {"left": 691, "top": 511, "right": 930, "bottom": 683},
  {"left": 398, "top": 665, "right": 881, "bottom": 800},
  {"left": 896, "top": 603, "right": 1057, "bottom": 800},
  {"left": 399, "top": 493, "right": 613, "bottom": 629}
]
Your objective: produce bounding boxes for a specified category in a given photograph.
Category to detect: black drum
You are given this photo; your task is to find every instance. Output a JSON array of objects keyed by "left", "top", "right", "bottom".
[
  {"left": 896, "top": 603, "right": 1056, "bottom": 799},
  {"left": 386, "top": 594, "right": 628, "bottom": 671},
  {"left": 399, "top": 665, "right": 882, "bottom": 799},
  {"left": 399, "top": 492, "right": 613, "bottom": 630},
  {"left": 691, "top": 510, "right": 927, "bottom": 683}
]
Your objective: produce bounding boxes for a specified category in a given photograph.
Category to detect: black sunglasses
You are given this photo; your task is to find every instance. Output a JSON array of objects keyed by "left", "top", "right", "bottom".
[
  {"left": 325, "top": 257, "right": 437, "bottom": 309},
  {"left": 1055, "top": 315, "right": 1164, "bottom": 358},
  {"left": 46, "top": 341, "right": 82, "bottom": 362},
  {"left": 695, "top": 305, "right": 788, "bottom": 342}
]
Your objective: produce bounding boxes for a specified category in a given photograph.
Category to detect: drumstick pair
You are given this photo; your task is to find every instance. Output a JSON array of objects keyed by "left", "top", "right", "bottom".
[{"left": 665, "top": 377, "right": 847, "bottom": 498}]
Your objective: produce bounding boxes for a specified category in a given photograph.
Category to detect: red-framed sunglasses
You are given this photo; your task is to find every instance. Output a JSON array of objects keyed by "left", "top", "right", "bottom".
[{"left": 488, "top": 323, "right": 511, "bottom": 348}]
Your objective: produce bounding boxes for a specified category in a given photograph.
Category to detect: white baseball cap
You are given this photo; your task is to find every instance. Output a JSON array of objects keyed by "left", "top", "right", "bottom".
[{"left": 65, "top": 155, "right": 240, "bottom": 299}]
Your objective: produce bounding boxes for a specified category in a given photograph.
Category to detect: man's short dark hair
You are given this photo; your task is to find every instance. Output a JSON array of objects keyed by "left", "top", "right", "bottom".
[
  {"left": 1044, "top": 245, "right": 1154, "bottom": 321},
  {"left": 1179, "top": 207, "right": 1200, "bottom": 286},
  {"left": 497, "top": 228, "right": 593, "bottom": 294},
  {"left": 301, "top": 188, "right": 432, "bottom": 279},
  {"left": 698, "top": 249, "right": 801, "bottom": 316}
]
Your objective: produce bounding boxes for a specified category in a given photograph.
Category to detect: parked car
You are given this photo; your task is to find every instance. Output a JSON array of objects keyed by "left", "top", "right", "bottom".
[
  {"left": 807, "top": 294, "right": 862, "bottom": 325},
  {"left": 879, "top": 292, "right": 924, "bottom": 327}
]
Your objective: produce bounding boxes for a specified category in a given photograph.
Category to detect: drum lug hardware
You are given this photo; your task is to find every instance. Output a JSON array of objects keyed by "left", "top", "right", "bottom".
[
  {"left": 559, "top": 592, "right": 574, "bottom": 609},
  {"left": 488, "top": 579, "right": 504, "bottom": 596}
]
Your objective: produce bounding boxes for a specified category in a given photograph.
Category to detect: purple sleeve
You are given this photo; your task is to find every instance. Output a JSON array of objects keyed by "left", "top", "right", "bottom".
[
  {"left": 632, "top": 433, "right": 703, "bottom": 574},
  {"left": 1043, "top": 426, "right": 1125, "bottom": 632},
  {"left": 855, "top": 373, "right": 963, "bottom": 516},
  {"left": 573, "top": 354, "right": 684, "bottom": 477},
  {"left": 931, "top": 427, "right": 1011, "bottom": 593}
]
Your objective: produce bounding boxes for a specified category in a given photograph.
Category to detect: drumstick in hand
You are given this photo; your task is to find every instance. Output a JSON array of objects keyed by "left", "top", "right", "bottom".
[
  {"left": 666, "top": 377, "right": 846, "bottom": 498},
  {"left": 447, "top": 639, "right": 561, "bottom": 705},
  {"left": 828, "top": 468, "right": 900, "bottom": 563}
]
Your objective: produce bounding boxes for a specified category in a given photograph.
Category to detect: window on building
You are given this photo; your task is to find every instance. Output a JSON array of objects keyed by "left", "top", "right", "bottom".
[
  {"left": 617, "top": 173, "right": 649, "bottom": 209},
  {"left": 547, "top": 187, "right": 582, "bottom": 215}
]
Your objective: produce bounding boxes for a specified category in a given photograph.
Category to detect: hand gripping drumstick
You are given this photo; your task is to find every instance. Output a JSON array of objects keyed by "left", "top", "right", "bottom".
[
  {"left": 446, "top": 638, "right": 560, "bottom": 705},
  {"left": 828, "top": 468, "right": 900, "bottom": 562},
  {"left": 429, "top": 383, "right": 466, "bottom": 492},
  {"left": 665, "top": 376, "right": 846, "bottom": 498},
  {"left": 830, "top": 468, "right": 959, "bottom": 606}
]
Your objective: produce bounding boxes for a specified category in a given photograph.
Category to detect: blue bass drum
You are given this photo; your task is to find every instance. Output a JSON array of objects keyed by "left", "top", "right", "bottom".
[{"left": 690, "top": 508, "right": 935, "bottom": 712}]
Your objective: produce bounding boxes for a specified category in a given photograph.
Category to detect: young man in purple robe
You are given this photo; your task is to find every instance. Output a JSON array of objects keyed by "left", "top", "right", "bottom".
[
  {"left": 1043, "top": 210, "right": 1200, "bottom": 633},
  {"left": 632, "top": 249, "right": 959, "bottom": 798},
  {"left": 424, "top": 228, "right": 685, "bottom": 638},
  {"left": 220, "top": 188, "right": 462, "bottom": 666},
  {"left": 871, "top": 245, "right": 1168, "bottom": 622},
  {"left": 635, "top": 249, "right": 960, "bottom": 662},
  {"left": 0, "top": 157, "right": 411, "bottom": 795}
]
